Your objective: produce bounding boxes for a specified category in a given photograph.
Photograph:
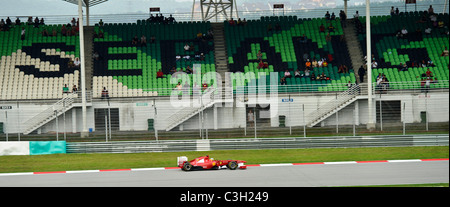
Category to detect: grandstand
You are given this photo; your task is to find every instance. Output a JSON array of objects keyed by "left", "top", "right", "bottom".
[{"left": 0, "top": 1, "right": 448, "bottom": 140}]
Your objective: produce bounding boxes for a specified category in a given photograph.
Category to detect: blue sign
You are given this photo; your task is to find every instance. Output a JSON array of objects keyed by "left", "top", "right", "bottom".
[{"left": 282, "top": 98, "right": 293, "bottom": 102}]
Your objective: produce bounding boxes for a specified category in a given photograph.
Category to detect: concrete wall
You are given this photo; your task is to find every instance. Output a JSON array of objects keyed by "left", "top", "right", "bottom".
[{"left": 0, "top": 92, "right": 448, "bottom": 134}]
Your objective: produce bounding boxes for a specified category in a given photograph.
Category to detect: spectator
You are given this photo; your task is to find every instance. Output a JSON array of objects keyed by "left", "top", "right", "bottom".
[
  {"left": 33, "top": 17, "right": 40, "bottom": 28},
  {"left": 15, "top": 17, "right": 20, "bottom": 26},
  {"left": 140, "top": 35, "right": 147, "bottom": 47},
  {"left": 202, "top": 82, "right": 209, "bottom": 91},
  {"left": 353, "top": 11, "right": 359, "bottom": 20},
  {"left": 428, "top": 5, "right": 434, "bottom": 14},
  {"left": 156, "top": 69, "right": 164, "bottom": 79},
  {"left": 61, "top": 25, "right": 67, "bottom": 36},
  {"left": 426, "top": 68, "right": 433, "bottom": 77},
  {"left": 390, "top": 6, "right": 395, "bottom": 16},
  {"left": 101, "top": 87, "right": 109, "bottom": 99},
  {"left": 184, "top": 44, "right": 190, "bottom": 51},
  {"left": 312, "top": 59, "right": 318, "bottom": 68},
  {"left": 73, "top": 57, "right": 81, "bottom": 69},
  {"left": 339, "top": 10, "right": 347, "bottom": 28},
  {"left": 228, "top": 18, "right": 235, "bottom": 26},
  {"left": 132, "top": 35, "right": 139, "bottom": 45},
  {"left": 325, "top": 11, "right": 330, "bottom": 20},
  {"left": 294, "top": 69, "right": 301, "bottom": 78},
  {"left": 441, "top": 47, "right": 449, "bottom": 56},
  {"left": 72, "top": 85, "right": 78, "bottom": 93},
  {"left": 99, "top": 19, "right": 104, "bottom": 27},
  {"left": 63, "top": 84, "right": 69, "bottom": 94},
  {"left": 175, "top": 82, "right": 182, "bottom": 90},
  {"left": 319, "top": 24, "right": 325, "bottom": 33},
  {"left": 331, "top": 12, "right": 336, "bottom": 20},
  {"left": 305, "top": 59, "right": 312, "bottom": 69},
  {"left": 425, "top": 77, "right": 431, "bottom": 93},
  {"left": 21, "top": 27, "right": 26, "bottom": 40},
  {"left": 284, "top": 69, "right": 291, "bottom": 78},
  {"left": 358, "top": 65, "right": 365, "bottom": 83},
  {"left": 304, "top": 68, "right": 310, "bottom": 77},
  {"left": 299, "top": 34, "right": 307, "bottom": 43},
  {"left": 280, "top": 77, "right": 286, "bottom": 85},
  {"left": 257, "top": 50, "right": 262, "bottom": 61}
]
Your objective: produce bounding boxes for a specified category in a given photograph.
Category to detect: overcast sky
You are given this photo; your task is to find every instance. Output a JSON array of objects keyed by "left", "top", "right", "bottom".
[{"left": 0, "top": 0, "right": 445, "bottom": 17}]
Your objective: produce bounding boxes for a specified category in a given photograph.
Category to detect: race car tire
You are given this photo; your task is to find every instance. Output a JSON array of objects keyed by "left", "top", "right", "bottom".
[
  {"left": 227, "top": 161, "right": 238, "bottom": 170},
  {"left": 183, "top": 162, "right": 193, "bottom": 171}
]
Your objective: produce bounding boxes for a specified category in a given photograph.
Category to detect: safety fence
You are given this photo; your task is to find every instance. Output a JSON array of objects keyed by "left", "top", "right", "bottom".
[{"left": 65, "top": 134, "right": 449, "bottom": 154}]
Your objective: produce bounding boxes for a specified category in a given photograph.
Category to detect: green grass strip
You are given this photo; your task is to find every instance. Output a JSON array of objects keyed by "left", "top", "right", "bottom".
[{"left": 0, "top": 146, "right": 447, "bottom": 174}]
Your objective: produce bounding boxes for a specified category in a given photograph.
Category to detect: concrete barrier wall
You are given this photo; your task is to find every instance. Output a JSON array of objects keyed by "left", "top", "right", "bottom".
[{"left": 0, "top": 141, "right": 66, "bottom": 156}]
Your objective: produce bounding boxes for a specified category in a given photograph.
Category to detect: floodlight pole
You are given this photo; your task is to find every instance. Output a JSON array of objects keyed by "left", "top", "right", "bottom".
[
  {"left": 366, "top": 0, "right": 375, "bottom": 130},
  {"left": 78, "top": 0, "right": 89, "bottom": 137}
]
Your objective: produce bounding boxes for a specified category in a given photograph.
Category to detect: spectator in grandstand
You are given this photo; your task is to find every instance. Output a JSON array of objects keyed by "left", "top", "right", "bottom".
[
  {"left": 390, "top": 7, "right": 395, "bottom": 16},
  {"left": 34, "top": 17, "right": 40, "bottom": 28},
  {"left": 322, "top": 60, "right": 328, "bottom": 67},
  {"left": 99, "top": 19, "right": 104, "bottom": 27},
  {"left": 299, "top": 34, "right": 307, "bottom": 43},
  {"left": 398, "top": 27, "right": 408, "bottom": 38},
  {"left": 425, "top": 77, "right": 431, "bottom": 93},
  {"left": 40, "top": 18, "right": 45, "bottom": 25},
  {"left": 325, "top": 11, "right": 330, "bottom": 20},
  {"left": 441, "top": 47, "right": 449, "bottom": 56},
  {"left": 132, "top": 35, "right": 139, "bottom": 45},
  {"left": 41, "top": 29, "right": 49, "bottom": 36},
  {"left": 284, "top": 70, "right": 292, "bottom": 78},
  {"left": 27, "top": 17, "right": 33, "bottom": 25},
  {"left": 93, "top": 51, "right": 100, "bottom": 61},
  {"left": 358, "top": 65, "right": 365, "bottom": 83},
  {"left": 61, "top": 25, "right": 67, "bottom": 36},
  {"left": 353, "top": 11, "right": 359, "bottom": 20},
  {"left": 339, "top": 10, "right": 347, "bottom": 28},
  {"left": 157, "top": 69, "right": 164, "bottom": 79},
  {"left": 140, "top": 35, "right": 147, "bottom": 47},
  {"left": 21, "top": 27, "right": 26, "bottom": 40},
  {"left": 426, "top": 68, "right": 433, "bottom": 77},
  {"left": 294, "top": 69, "right": 301, "bottom": 78},
  {"left": 175, "top": 82, "right": 182, "bottom": 91},
  {"left": 325, "top": 33, "right": 331, "bottom": 42},
  {"left": 303, "top": 53, "right": 309, "bottom": 61},
  {"left": 72, "top": 85, "right": 78, "bottom": 93},
  {"left": 63, "top": 84, "right": 69, "bottom": 94},
  {"left": 202, "top": 82, "right": 209, "bottom": 91},
  {"left": 15, "top": 17, "right": 20, "bottom": 26},
  {"left": 257, "top": 60, "right": 266, "bottom": 69},
  {"left": 5, "top": 17, "right": 12, "bottom": 27},
  {"left": 305, "top": 59, "right": 312, "bottom": 69},
  {"left": 371, "top": 60, "right": 378, "bottom": 68},
  {"left": 304, "top": 68, "right": 310, "bottom": 77},
  {"left": 257, "top": 50, "right": 262, "bottom": 61},
  {"left": 280, "top": 77, "right": 286, "bottom": 85},
  {"left": 101, "top": 87, "right": 109, "bottom": 99},
  {"left": 228, "top": 18, "right": 235, "bottom": 26},
  {"left": 424, "top": 27, "right": 432, "bottom": 35},
  {"left": 184, "top": 44, "right": 190, "bottom": 51},
  {"left": 196, "top": 31, "right": 203, "bottom": 40},
  {"left": 328, "top": 24, "right": 334, "bottom": 32},
  {"left": 319, "top": 24, "right": 325, "bottom": 33},
  {"left": 398, "top": 63, "right": 407, "bottom": 71},
  {"left": 186, "top": 66, "right": 193, "bottom": 74},
  {"left": 167, "top": 15, "right": 175, "bottom": 24},
  {"left": 331, "top": 12, "right": 336, "bottom": 20},
  {"left": 317, "top": 58, "right": 323, "bottom": 68},
  {"left": 312, "top": 59, "right": 318, "bottom": 68},
  {"left": 73, "top": 58, "right": 81, "bottom": 69},
  {"left": 395, "top": 8, "right": 399, "bottom": 15},
  {"left": 428, "top": 5, "right": 434, "bottom": 14}
]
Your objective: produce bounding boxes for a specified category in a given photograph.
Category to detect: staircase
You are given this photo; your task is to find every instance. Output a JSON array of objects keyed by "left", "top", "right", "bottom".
[
  {"left": 23, "top": 94, "right": 76, "bottom": 135},
  {"left": 343, "top": 22, "right": 365, "bottom": 83},
  {"left": 307, "top": 84, "right": 368, "bottom": 127},
  {"left": 165, "top": 88, "right": 219, "bottom": 131},
  {"left": 211, "top": 23, "right": 230, "bottom": 88},
  {"left": 83, "top": 26, "right": 94, "bottom": 90}
]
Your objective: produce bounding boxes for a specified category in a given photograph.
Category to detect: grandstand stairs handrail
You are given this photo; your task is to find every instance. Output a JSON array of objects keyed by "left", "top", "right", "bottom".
[
  {"left": 165, "top": 87, "right": 233, "bottom": 131},
  {"left": 22, "top": 91, "right": 92, "bottom": 135},
  {"left": 306, "top": 83, "right": 368, "bottom": 127}
]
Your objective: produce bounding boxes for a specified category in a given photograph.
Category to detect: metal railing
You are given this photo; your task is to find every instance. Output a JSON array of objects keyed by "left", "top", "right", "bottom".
[{"left": 65, "top": 134, "right": 449, "bottom": 154}]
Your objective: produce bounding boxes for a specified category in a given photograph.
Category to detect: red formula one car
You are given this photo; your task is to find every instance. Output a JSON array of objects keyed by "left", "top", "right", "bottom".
[{"left": 178, "top": 155, "right": 247, "bottom": 171}]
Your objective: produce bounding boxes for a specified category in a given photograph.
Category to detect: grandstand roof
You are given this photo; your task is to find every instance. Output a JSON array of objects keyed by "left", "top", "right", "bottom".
[{"left": 62, "top": 0, "right": 109, "bottom": 7}]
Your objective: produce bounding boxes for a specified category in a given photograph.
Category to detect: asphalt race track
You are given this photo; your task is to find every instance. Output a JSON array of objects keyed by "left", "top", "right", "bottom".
[{"left": 0, "top": 160, "right": 448, "bottom": 187}]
